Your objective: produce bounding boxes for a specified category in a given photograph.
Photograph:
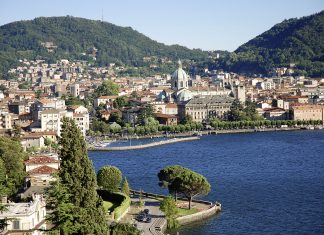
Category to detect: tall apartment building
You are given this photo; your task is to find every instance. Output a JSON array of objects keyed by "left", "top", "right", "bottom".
[
  {"left": 70, "top": 83, "right": 80, "bottom": 97},
  {"left": 0, "top": 112, "right": 13, "bottom": 129},
  {"left": 31, "top": 98, "right": 66, "bottom": 121},
  {"left": 40, "top": 105, "right": 89, "bottom": 136}
]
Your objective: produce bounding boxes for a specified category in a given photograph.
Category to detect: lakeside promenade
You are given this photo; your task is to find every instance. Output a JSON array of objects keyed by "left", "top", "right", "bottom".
[
  {"left": 88, "top": 126, "right": 323, "bottom": 151},
  {"left": 89, "top": 136, "right": 200, "bottom": 151}
]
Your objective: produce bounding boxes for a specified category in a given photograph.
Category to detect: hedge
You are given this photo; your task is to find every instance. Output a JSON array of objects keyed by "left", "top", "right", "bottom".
[{"left": 97, "top": 190, "right": 131, "bottom": 220}]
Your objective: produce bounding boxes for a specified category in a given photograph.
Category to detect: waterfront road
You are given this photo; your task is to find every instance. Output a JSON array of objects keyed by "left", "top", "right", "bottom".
[{"left": 120, "top": 196, "right": 166, "bottom": 235}]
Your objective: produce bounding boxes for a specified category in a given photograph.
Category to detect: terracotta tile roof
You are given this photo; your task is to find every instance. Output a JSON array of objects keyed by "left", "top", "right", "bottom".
[
  {"left": 73, "top": 113, "right": 86, "bottom": 117},
  {"left": 149, "top": 87, "right": 164, "bottom": 91},
  {"left": 67, "top": 105, "right": 81, "bottom": 110},
  {"left": 39, "top": 98, "right": 51, "bottom": 104},
  {"left": 155, "top": 113, "right": 177, "bottom": 118},
  {"left": 284, "top": 96, "right": 308, "bottom": 99},
  {"left": 28, "top": 165, "right": 58, "bottom": 175},
  {"left": 25, "top": 156, "right": 59, "bottom": 165},
  {"left": 165, "top": 103, "right": 177, "bottom": 108},
  {"left": 23, "top": 131, "right": 57, "bottom": 138},
  {"left": 98, "top": 96, "right": 118, "bottom": 99},
  {"left": 263, "top": 108, "right": 286, "bottom": 112},
  {"left": 291, "top": 105, "right": 324, "bottom": 110},
  {"left": 22, "top": 134, "right": 44, "bottom": 139},
  {"left": 40, "top": 131, "right": 57, "bottom": 136}
]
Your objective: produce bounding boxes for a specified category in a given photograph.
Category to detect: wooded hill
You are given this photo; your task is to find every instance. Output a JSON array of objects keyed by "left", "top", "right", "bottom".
[
  {"left": 226, "top": 10, "right": 324, "bottom": 77},
  {"left": 1, "top": 11, "right": 323, "bottom": 78},
  {"left": 0, "top": 16, "right": 207, "bottom": 76}
]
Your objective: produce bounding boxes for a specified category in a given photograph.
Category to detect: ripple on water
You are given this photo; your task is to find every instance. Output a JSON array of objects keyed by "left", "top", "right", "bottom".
[{"left": 89, "top": 130, "right": 324, "bottom": 235}]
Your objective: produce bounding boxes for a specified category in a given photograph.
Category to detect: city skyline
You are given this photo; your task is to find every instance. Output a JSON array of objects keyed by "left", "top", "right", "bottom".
[{"left": 1, "top": 0, "right": 324, "bottom": 51}]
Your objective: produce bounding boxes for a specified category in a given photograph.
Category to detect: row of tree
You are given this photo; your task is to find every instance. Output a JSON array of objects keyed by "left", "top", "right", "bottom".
[
  {"left": 89, "top": 120, "right": 204, "bottom": 136},
  {"left": 210, "top": 119, "right": 323, "bottom": 129}
]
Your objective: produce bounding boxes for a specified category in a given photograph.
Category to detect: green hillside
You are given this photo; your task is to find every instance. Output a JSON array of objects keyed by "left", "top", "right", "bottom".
[
  {"left": 0, "top": 16, "right": 207, "bottom": 76},
  {"left": 224, "top": 11, "right": 324, "bottom": 77}
]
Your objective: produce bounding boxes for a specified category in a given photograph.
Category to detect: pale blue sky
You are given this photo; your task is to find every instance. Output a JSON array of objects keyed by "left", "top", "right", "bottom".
[{"left": 1, "top": 0, "right": 323, "bottom": 51}]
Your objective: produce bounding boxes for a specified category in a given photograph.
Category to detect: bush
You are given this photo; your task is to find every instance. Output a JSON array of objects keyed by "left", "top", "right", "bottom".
[
  {"left": 97, "top": 190, "right": 131, "bottom": 220},
  {"left": 113, "top": 193, "right": 131, "bottom": 220},
  {"left": 110, "top": 223, "right": 140, "bottom": 235},
  {"left": 167, "top": 217, "right": 180, "bottom": 229}
]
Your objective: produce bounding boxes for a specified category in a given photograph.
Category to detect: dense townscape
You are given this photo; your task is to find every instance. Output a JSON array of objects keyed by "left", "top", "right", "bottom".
[{"left": 0, "top": 9, "right": 323, "bottom": 235}]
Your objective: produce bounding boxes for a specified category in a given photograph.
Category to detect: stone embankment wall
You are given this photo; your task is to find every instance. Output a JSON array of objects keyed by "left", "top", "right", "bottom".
[
  {"left": 176, "top": 202, "right": 222, "bottom": 225},
  {"left": 130, "top": 190, "right": 221, "bottom": 234}
]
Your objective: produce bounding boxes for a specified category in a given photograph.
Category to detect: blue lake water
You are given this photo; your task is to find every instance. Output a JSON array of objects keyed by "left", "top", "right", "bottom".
[{"left": 89, "top": 130, "right": 324, "bottom": 235}]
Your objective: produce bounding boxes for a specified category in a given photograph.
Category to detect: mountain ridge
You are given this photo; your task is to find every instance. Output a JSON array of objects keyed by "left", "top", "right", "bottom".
[
  {"left": 1, "top": 12, "right": 323, "bottom": 78},
  {"left": 0, "top": 16, "right": 208, "bottom": 77},
  {"left": 229, "top": 10, "right": 324, "bottom": 76}
]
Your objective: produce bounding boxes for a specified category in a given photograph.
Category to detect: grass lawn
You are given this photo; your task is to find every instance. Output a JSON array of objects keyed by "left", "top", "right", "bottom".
[
  {"left": 176, "top": 207, "right": 198, "bottom": 217},
  {"left": 103, "top": 201, "right": 114, "bottom": 212}
]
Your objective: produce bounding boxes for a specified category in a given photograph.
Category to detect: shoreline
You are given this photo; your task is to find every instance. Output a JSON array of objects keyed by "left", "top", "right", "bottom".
[
  {"left": 88, "top": 126, "right": 324, "bottom": 151},
  {"left": 129, "top": 189, "right": 221, "bottom": 235},
  {"left": 88, "top": 136, "right": 200, "bottom": 151}
]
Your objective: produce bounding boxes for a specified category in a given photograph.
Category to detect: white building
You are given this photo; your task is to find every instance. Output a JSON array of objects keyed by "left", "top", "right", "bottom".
[
  {"left": 31, "top": 98, "right": 66, "bottom": 121},
  {"left": 0, "top": 112, "right": 13, "bottom": 129},
  {"left": 40, "top": 109, "right": 71, "bottom": 136},
  {"left": 24, "top": 154, "right": 59, "bottom": 187},
  {"left": 233, "top": 85, "right": 246, "bottom": 103},
  {"left": 94, "top": 95, "right": 118, "bottom": 108},
  {"left": 0, "top": 194, "right": 46, "bottom": 234},
  {"left": 67, "top": 105, "right": 90, "bottom": 136},
  {"left": 70, "top": 83, "right": 80, "bottom": 97},
  {"left": 40, "top": 106, "right": 89, "bottom": 136}
]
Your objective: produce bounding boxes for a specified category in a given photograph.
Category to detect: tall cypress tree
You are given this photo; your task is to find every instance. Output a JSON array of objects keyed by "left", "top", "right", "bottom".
[
  {"left": 48, "top": 117, "right": 108, "bottom": 234},
  {"left": 121, "top": 176, "right": 130, "bottom": 196}
]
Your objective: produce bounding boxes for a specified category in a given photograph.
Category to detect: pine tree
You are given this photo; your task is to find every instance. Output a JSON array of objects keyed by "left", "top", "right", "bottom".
[
  {"left": 48, "top": 117, "right": 108, "bottom": 234},
  {"left": 121, "top": 177, "right": 130, "bottom": 196}
]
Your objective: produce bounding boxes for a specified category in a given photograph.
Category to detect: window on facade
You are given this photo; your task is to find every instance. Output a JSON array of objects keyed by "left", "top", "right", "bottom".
[{"left": 13, "top": 220, "right": 20, "bottom": 229}]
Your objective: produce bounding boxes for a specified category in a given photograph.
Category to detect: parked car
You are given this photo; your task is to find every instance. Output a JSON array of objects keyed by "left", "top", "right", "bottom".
[
  {"left": 145, "top": 216, "right": 152, "bottom": 223},
  {"left": 136, "top": 214, "right": 145, "bottom": 222}
]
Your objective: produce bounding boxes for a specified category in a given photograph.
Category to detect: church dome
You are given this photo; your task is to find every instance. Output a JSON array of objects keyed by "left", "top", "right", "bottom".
[
  {"left": 177, "top": 89, "right": 193, "bottom": 102},
  {"left": 171, "top": 60, "right": 190, "bottom": 91},
  {"left": 172, "top": 66, "right": 188, "bottom": 82}
]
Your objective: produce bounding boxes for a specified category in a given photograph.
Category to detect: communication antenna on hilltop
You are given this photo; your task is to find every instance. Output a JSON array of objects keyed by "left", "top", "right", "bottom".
[{"left": 101, "top": 9, "right": 104, "bottom": 22}]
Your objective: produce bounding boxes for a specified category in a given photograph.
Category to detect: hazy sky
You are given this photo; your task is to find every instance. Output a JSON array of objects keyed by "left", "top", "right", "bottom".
[{"left": 1, "top": 0, "right": 323, "bottom": 51}]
